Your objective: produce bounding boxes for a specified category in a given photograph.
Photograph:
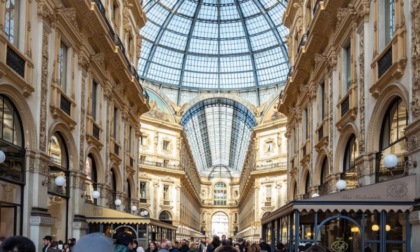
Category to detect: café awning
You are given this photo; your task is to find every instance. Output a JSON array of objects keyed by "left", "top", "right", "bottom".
[
  {"left": 84, "top": 203, "right": 177, "bottom": 230},
  {"left": 262, "top": 175, "right": 415, "bottom": 224}
]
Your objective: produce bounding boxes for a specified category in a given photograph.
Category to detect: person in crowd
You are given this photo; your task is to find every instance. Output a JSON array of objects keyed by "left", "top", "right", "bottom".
[
  {"left": 42, "top": 235, "right": 54, "bottom": 252},
  {"left": 62, "top": 242, "right": 71, "bottom": 252},
  {"left": 137, "top": 246, "right": 146, "bottom": 252},
  {"left": 206, "top": 236, "right": 221, "bottom": 252},
  {"left": 146, "top": 242, "right": 158, "bottom": 252},
  {"left": 0, "top": 236, "right": 6, "bottom": 246},
  {"left": 304, "top": 244, "right": 326, "bottom": 252},
  {"left": 170, "top": 241, "right": 179, "bottom": 252},
  {"left": 57, "top": 240, "right": 64, "bottom": 251},
  {"left": 157, "top": 240, "right": 171, "bottom": 252},
  {"left": 180, "top": 240, "right": 189, "bottom": 252},
  {"left": 246, "top": 243, "right": 260, "bottom": 252},
  {"left": 72, "top": 233, "right": 113, "bottom": 252},
  {"left": 221, "top": 235, "right": 227, "bottom": 246},
  {"left": 214, "top": 245, "right": 238, "bottom": 252},
  {"left": 132, "top": 240, "right": 139, "bottom": 252},
  {"left": 188, "top": 241, "right": 199, "bottom": 252},
  {"left": 69, "top": 238, "right": 76, "bottom": 249},
  {"left": 198, "top": 239, "right": 206, "bottom": 252},
  {"left": 0, "top": 236, "right": 36, "bottom": 252},
  {"left": 233, "top": 243, "right": 242, "bottom": 252},
  {"left": 114, "top": 232, "right": 134, "bottom": 252},
  {"left": 258, "top": 239, "right": 270, "bottom": 252},
  {"left": 275, "top": 242, "right": 285, "bottom": 252}
]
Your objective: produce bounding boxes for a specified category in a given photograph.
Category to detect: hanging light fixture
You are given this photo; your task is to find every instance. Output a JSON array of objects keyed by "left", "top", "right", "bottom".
[
  {"left": 114, "top": 199, "right": 122, "bottom": 206},
  {"left": 131, "top": 205, "right": 138, "bottom": 212}
]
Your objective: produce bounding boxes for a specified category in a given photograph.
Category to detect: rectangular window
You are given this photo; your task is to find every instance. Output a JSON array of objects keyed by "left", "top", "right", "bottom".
[
  {"left": 141, "top": 135, "right": 147, "bottom": 146},
  {"left": 343, "top": 44, "right": 351, "bottom": 92},
  {"left": 304, "top": 108, "right": 308, "bottom": 140},
  {"left": 92, "top": 81, "right": 98, "bottom": 121},
  {"left": 266, "top": 141, "right": 273, "bottom": 152},
  {"left": 113, "top": 107, "right": 118, "bottom": 139},
  {"left": 163, "top": 140, "right": 170, "bottom": 151},
  {"left": 163, "top": 159, "right": 169, "bottom": 167},
  {"left": 59, "top": 42, "right": 68, "bottom": 92},
  {"left": 266, "top": 185, "right": 272, "bottom": 202},
  {"left": 140, "top": 182, "right": 147, "bottom": 198},
  {"left": 5, "top": 0, "right": 19, "bottom": 45},
  {"left": 140, "top": 155, "right": 146, "bottom": 164},
  {"left": 129, "top": 126, "right": 133, "bottom": 152},
  {"left": 320, "top": 82, "right": 325, "bottom": 120},
  {"left": 385, "top": 0, "right": 395, "bottom": 45}
]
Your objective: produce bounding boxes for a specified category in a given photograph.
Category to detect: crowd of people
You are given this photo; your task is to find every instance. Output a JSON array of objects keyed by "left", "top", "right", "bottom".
[{"left": 0, "top": 233, "right": 327, "bottom": 252}]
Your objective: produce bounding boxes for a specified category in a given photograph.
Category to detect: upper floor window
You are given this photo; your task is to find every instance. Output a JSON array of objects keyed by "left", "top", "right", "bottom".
[
  {"left": 92, "top": 81, "right": 99, "bottom": 121},
  {"left": 129, "top": 126, "right": 133, "bottom": 152},
  {"left": 303, "top": 108, "right": 308, "bottom": 140},
  {"left": 380, "top": 98, "right": 407, "bottom": 148},
  {"left": 140, "top": 181, "right": 147, "bottom": 198},
  {"left": 304, "top": 174, "right": 310, "bottom": 195},
  {"left": 265, "top": 185, "right": 272, "bottom": 202},
  {"left": 265, "top": 140, "right": 273, "bottom": 153},
  {"left": 0, "top": 95, "right": 23, "bottom": 147},
  {"left": 214, "top": 182, "right": 227, "bottom": 205},
  {"left": 58, "top": 42, "right": 69, "bottom": 92},
  {"left": 163, "top": 140, "right": 170, "bottom": 151},
  {"left": 113, "top": 107, "right": 118, "bottom": 139},
  {"left": 342, "top": 43, "right": 352, "bottom": 93},
  {"left": 320, "top": 158, "right": 328, "bottom": 185},
  {"left": 4, "top": 0, "right": 19, "bottom": 45},
  {"left": 319, "top": 82, "right": 325, "bottom": 120},
  {"left": 141, "top": 135, "right": 148, "bottom": 146},
  {"left": 163, "top": 185, "right": 170, "bottom": 201},
  {"left": 379, "top": 0, "right": 395, "bottom": 50}
]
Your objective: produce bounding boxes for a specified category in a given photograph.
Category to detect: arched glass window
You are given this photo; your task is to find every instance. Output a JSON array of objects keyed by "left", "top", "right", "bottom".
[
  {"left": 84, "top": 154, "right": 98, "bottom": 203},
  {"left": 378, "top": 98, "right": 408, "bottom": 182},
  {"left": 320, "top": 158, "right": 328, "bottom": 184},
  {"left": 214, "top": 182, "right": 227, "bottom": 205},
  {"left": 48, "top": 132, "right": 69, "bottom": 196},
  {"left": 0, "top": 95, "right": 23, "bottom": 147},
  {"left": 293, "top": 182, "right": 298, "bottom": 200},
  {"left": 159, "top": 211, "right": 172, "bottom": 224},
  {"left": 343, "top": 135, "right": 358, "bottom": 172}
]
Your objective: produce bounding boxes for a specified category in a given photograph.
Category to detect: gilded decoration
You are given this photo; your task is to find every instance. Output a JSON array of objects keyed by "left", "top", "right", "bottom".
[
  {"left": 39, "top": 28, "right": 49, "bottom": 151},
  {"left": 358, "top": 27, "right": 366, "bottom": 153},
  {"left": 411, "top": 0, "right": 420, "bottom": 116}
]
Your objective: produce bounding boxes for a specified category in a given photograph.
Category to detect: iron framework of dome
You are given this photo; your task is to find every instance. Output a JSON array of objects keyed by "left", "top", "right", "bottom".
[{"left": 138, "top": 0, "right": 290, "bottom": 104}]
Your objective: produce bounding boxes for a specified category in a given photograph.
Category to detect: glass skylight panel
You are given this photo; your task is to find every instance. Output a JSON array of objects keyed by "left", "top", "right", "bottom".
[
  {"left": 159, "top": 31, "right": 188, "bottom": 51},
  {"left": 153, "top": 47, "right": 184, "bottom": 68},
  {"left": 254, "top": 48, "right": 284, "bottom": 68},
  {"left": 185, "top": 55, "right": 218, "bottom": 73},
  {"left": 147, "top": 63, "right": 180, "bottom": 85},
  {"left": 189, "top": 38, "right": 218, "bottom": 54},
  {"left": 192, "top": 21, "right": 218, "bottom": 38},
  {"left": 167, "top": 15, "right": 192, "bottom": 35},
  {"left": 220, "top": 72, "right": 254, "bottom": 88},
  {"left": 160, "top": 0, "right": 178, "bottom": 9},
  {"left": 277, "top": 25, "right": 289, "bottom": 39},
  {"left": 250, "top": 31, "right": 278, "bottom": 51},
  {"left": 219, "top": 38, "right": 248, "bottom": 54},
  {"left": 259, "top": 0, "right": 278, "bottom": 9},
  {"left": 183, "top": 72, "right": 219, "bottom": 89},
  {"left": 197, "top": 4, "right": 217, "bottom": 20},
  {"left": 245, "top": 15, "right": 270, "bottom": 35},
  {"left": 177, "top": 0, "right": 197, "bottom": 17},
  {"left": 268, "top": 3, "right": 286, "bottom": 22},
  {"left": 219, "top": 21, "right": 246, "bottom": 39},
  {"left": 239, "top": 0, "right": 260, "bottom": 17},
  {"left": 220, "top": 55, "right": 253, "bottom": 72},
  {"left": 220, "top": 4, "right": 240, "bottom": 20},
  {"left": 147, "top": 4, "right": 170, "bottom": 25},
  {"left": 140, "top": 21, "right": 161, "bottom": 41}
]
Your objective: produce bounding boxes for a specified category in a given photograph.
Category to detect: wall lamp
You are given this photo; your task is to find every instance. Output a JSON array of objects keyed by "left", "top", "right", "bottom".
[
  {"left": 383, "top": 153, "right": 417, "bottom": 175},
  {"left": 0, "top": 150, "right": 6, "bottom": 163},
  {"left": 42, "top": 175, "right": 66, "bottom": 187},
  {"left": 336, "top": 179, "right": 347, "bottom": 191}
]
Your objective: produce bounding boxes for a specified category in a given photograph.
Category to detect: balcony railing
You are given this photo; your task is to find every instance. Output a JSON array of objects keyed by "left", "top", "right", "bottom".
[
  {"left": 163, "top": 200, "right": 171, "bottom": 205},
  {"left": 140, "top": 198, "right": 147, "bottom": 203},
  {"left": 7, "top": 45, "right": 25, "bottom": 77},
  {"left": 254, "top": 162, "right": 287, "bottom": 171},
  {"left": 92, "top": 0, "right": 147, "bottom": 99},
  {"left": 341, "top": 96, "right": 350, "bottom": 117},
  {"left": 139, "top": 159, "right": 182, "bottom": 170},
  {"left": 377, "top": 46, "right": 392, "bottom": 78},
  {"left": 60, "top": 94, "right": 71, "bottom": 115}
]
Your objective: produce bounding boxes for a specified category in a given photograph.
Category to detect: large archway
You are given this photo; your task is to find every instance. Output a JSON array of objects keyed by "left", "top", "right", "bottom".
[{"left": 211, "top": 212, "right": 229, "bottom": 237}]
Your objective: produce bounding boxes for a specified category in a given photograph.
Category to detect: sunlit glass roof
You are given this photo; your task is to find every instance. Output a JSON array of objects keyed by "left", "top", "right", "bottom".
[
  {"left": 181, "top": 98, "right": 256, "bottom": 176},
  {"left": 138, "top": 0, "right": 289, "bottom": 93}
]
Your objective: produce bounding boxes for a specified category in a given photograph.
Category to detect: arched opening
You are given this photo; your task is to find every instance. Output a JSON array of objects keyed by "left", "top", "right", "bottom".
[
  {"left": 85, "top": 154, "right": 98, "bottom": 204},
  {"left": 159, "top": 210, "right": 172, "bottom": 224},
  {"left": 342, "top": 134, "right": 358, "bottom": 189},
  {"left": 211, "top": 212, "right": 229, "bottom": 237},
  {"left": 0, "top": 95, "right": 25, "bottom": 236},
  {"left": 319, "top": 158, "right": 329, "bottom": 195},
  {"left": 111, "top": 169, "right": 118, "bottom": 209}
]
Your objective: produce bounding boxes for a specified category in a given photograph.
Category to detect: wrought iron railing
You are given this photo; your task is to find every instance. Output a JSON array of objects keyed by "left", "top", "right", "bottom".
[
  {"left": 6, "top": 46, "right": 25, "bottom": 77},
  {"left": 378, "top": 46, "right": 393, "bottom": 78},
  {"left": 254, "top": 162, "right": 287, "bottom": 171},
  {"left": 60, "top": 94, "right": 71, "bottom": 115},
  {"left": 140, "top": 198, "right": 147, "bottom": 203},
  {"left": 341, "top": 96, "right": 350, "bottom": 117}
]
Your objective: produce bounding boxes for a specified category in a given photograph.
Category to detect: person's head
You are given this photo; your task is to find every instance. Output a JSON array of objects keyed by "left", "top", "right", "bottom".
[
  {"left": 221, "top": 235, "right": 226, "bottom": 241},
  {"left": 189, "top": 242, "right": 198, "bottom": 250},
  {"left": 70, "top": 238, "right": 76, "bottom": 244},
  {"left": 174, "top": 241, "right": 180, "bottom": 249},
  {"left": 259, "top": 239, "right": 265, "bottom": 244},
  {"left": 1, "top": 236, "right": 36, "bottom": 252},
  {"left": 165, "top": 240, "right": 172, "bottom": 250},
  {"left": 43, "top": 236, "right": 52, "bottom": 246},
  {"left": 116, "top": 232, "right": 134, "bottom": 248},
  {"left": 149, "top": 242, "right": 157, "bottom": 250},
  {"left": 216, "top": 245, "right": 238, "bottom": 252},
  {"left": 72, "top": 233, "right": 114, "bottom": 252},
  {"left": 212, "top": 236, "right": 221, "bottom": 248},
  {"left": 63, "top": 243, "right": 70, "bottom": 249},
  {"left": 51, "top": 241, "right": 58, "bottom": 248},
  {"left": 276, "top": 242, "right": 285, "bottom": 251},
  {"left": 304, "top": 245, "right": 326, "bottom": 252},
  {"left": 233, "top": 243, "right": 241, "bottom": 251},
  {"left": 133, "top": 240, "right": 139, "bottom": 248}
]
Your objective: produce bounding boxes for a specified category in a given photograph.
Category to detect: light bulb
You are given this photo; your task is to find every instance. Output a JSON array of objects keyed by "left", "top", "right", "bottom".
[
  {"left": 55, "top": 176, "right": 66, "bottom": 187},
  {"left": 383, "top": 154, "right": 398, "bottom": 168},
  {"left": 0, "top": 150, "right": 6, "bottom": 163},
  {"left": 386, "top": 224, "right": 391, "bottom": 231},
  {"left": 336, "top": 179, "right": 347, "bottom": 190},
  {"left": 131, "top": 205, "right": 137, "bottom": 212},
  {"left": 92, "top": 191, "right": 100, "bottom": 199},
  {"left": 372, "top": 224, "right": 379, "bottom": 232}
]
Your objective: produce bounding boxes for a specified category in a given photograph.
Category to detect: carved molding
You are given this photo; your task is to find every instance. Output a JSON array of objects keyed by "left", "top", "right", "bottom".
[
  {"left": 411, "top": 0, "right": 420, "bottom": 117},
  {"left": 61, "top": 8, "right": 79, "bottom": 33}
]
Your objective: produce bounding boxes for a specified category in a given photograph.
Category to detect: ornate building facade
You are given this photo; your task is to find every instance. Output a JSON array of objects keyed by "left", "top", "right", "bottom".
[
  {"left": 261, "top": 0, "right": 420, "bottom": 251},
  {"left": 0, "top": 0, "right": 148, "bottom": 250}
]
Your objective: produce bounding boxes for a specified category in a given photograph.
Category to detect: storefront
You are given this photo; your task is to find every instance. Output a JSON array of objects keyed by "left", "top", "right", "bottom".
[
  {"left": 262, "top": 175, "right": 414, "bottom": 252},
  {"left": 85, "top": 204, "right": 177, "bottom": 248}
]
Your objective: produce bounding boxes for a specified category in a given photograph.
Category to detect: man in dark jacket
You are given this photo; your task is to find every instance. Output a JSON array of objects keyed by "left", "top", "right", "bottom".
[
  {"left": 259, "top": 239, "right": 271, "bottom": 252},
  {"left": 114, "top": 232, "right": 134, "bottom": 252}
]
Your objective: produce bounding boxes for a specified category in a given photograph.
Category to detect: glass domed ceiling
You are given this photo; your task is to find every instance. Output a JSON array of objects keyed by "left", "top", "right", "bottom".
[{"left": 138, "top": 0, "right": 289, "bottom": 91}]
